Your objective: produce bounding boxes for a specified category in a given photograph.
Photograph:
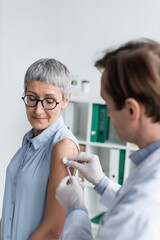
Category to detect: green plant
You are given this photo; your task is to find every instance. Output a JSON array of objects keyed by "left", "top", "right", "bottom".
[{"left": 82, "top": 80, "right": 90, "bottom": 83}]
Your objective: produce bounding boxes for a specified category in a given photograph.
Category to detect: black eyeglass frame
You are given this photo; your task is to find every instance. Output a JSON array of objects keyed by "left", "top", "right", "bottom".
[{"left": 22, "top": 95, "right": 61, "bottom": 110}]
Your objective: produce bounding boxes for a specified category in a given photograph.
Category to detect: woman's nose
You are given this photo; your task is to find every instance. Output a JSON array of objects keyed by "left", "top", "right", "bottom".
[{"left": 34, "top": 101, "right": 44, "bottom": 114}]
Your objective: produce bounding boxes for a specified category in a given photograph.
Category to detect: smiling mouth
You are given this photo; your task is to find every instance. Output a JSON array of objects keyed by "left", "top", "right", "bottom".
[{"left": 33, "top": 117, "right": 46, "bottom": 120}]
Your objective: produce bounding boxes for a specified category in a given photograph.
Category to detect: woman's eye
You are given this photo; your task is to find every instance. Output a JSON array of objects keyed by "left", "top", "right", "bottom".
[
  {"left": 46, "top": 99, "right": 55, "bottom": 104},
  {"left": 29, "top": 96, "right": 36, "bottom": 101}
]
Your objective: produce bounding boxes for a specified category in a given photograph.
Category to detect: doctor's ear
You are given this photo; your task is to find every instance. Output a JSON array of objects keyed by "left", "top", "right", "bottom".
[
  {"left": 61, "top": 92, "right": 71, "bottom": 110},
  {"left": 125, "top": 98, "right": 141, "bottom": 121}
]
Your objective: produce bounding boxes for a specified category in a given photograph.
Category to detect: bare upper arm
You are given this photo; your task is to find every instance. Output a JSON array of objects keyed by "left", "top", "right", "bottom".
[{"left": 41, "top": 139, "right": 78, "bottom": 236}]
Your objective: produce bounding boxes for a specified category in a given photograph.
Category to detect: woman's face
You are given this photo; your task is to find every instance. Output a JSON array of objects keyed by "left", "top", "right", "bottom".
[{"left": 25, "top": 81, "right": 69, "bottom": 136}]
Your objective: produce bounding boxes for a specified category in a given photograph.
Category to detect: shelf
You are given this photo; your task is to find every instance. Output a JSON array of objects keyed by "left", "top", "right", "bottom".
[
  {"left": 88, "top": 141, "right": 127, "bottom": 150},
  {"left": 71, "top": 95, "right": 105, "bottom": 104},
  {"left": 77, "top": 140, "right": 127, "bottom": 150},
  {"left": 76, "top": 139, "right": 127, "bottom": 150},
  {"left": 126, "top": 142, "right": 139, "bottom": 151}
]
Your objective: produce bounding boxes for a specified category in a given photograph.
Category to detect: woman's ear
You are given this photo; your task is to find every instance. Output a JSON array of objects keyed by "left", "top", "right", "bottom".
[
  {"left": 125, "top": 98, "right": 141, "bottom": 122},
  {"left": 61, "top": 92, "right": 71, "bottom": 110}
]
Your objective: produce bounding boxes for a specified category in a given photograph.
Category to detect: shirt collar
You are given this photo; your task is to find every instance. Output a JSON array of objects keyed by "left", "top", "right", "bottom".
[
  {"left": 24, "top": 116, "right": 64, "bottom": 150},
  {"left": 130, "top": 140, "right": 160, "bottom": 166}
]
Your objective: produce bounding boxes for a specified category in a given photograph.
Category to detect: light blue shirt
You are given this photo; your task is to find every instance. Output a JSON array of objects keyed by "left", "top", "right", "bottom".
[
  {"left": 130, "top": 140, "right": 160, "bottom": 166},
  {"left": 1, "top": 116, "right": 79, "bottom": 240}
]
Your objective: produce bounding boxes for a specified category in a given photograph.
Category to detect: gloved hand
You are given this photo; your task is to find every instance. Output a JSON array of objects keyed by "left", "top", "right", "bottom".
[
  {"left": 63, "top": 152, "right": 104, "bottom": 186},
  {"left": 56, "top": 176, "right": 85, "bottom": 211}
]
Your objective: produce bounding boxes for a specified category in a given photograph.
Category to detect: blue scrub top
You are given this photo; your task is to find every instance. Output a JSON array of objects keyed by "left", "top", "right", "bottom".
[{"left": 1, "top": 116, "right": 79, "bottom": 240}]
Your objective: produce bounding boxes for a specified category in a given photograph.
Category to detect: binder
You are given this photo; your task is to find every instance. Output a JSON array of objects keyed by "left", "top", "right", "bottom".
[
  {"left": 91, "top": 212, "right": 105, "bottom": 224},
  {"left": 97, "top": 105, "right": 109, "bottom": 143},
  {"left": 118, "top": 150, "right": 126, "bottom": 185},
  {"left": 90, "top": 104, "right": 99, "bottom": 142},
  {"left": 109, "top": 149, "right": 120, "bottom": 183}
]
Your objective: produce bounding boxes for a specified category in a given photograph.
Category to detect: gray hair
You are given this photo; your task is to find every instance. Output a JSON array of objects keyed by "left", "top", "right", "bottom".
[{"left": 24, "top": 58, "right": 71, "bottom": 100}]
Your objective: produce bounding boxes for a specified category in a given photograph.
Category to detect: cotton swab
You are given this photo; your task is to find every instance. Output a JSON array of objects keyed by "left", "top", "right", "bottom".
[
  {"left": 62, "top": 157, "right": 68, "bottom": 164},
  {"left": 62, "top": 157, "right": 77, "bottom": 177}
]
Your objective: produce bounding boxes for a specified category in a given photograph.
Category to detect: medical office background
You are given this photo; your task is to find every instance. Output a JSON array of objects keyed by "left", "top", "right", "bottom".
[{"left": 0, "top": 0, "right": 160, "bottom": 216}]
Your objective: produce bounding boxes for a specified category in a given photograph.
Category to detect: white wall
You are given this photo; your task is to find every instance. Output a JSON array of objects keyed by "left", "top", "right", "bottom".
[{"left": 1, "top": 0, "right": 160, "bottom": 215}]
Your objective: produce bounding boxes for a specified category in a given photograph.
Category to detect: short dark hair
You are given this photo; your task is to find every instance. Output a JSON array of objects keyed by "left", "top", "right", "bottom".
[{"left": 95, "top": 39, "right": 160, "bottom": 122}]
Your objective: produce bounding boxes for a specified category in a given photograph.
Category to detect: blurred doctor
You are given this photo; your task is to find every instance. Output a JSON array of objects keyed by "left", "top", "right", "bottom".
[{"left": 56, "top": 39, "right": 160, "bottom": 240}]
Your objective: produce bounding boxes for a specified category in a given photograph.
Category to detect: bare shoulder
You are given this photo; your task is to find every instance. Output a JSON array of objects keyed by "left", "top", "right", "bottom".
[
  {"left": 49, "top": 138, "right": 78, "bottom": 187},
  {"left": 51, "top": 138, "right": 78, "bottom": 162}
]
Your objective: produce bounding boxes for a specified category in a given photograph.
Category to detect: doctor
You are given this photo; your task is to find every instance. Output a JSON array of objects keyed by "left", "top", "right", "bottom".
[{"left": 56, "top": 39, "right": 160, "bottom": 239}]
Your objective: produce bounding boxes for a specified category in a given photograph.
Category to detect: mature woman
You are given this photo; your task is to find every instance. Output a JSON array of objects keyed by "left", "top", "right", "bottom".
[{"left": 0, "top": 59, "right": 79, "bottom": 240}]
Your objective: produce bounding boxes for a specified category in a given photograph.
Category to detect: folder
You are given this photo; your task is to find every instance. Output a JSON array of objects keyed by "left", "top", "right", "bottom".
[
  {"left": 90, "top": 104, "right": 99, "bottom": 142},
  {"left": 97, "top": 105, "right": 109, "bottom": 143},
  {"left": 91, "top": 212, "right": 105, "bottom": 224},
  {"left": 118, "top": 150, "right": 126, "bottom": 185},
  {"left": 109, "top": 149, "right": 120, "bottom": 183}
]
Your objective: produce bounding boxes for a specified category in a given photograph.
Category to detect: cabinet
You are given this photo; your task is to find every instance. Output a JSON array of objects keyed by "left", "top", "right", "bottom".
[{"left": 62, "top": 95, "right": 138, "bottom": 236}]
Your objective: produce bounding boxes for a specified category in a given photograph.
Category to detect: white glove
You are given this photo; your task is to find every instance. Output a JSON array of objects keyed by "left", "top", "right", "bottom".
[
  {"left": 63, "top": 152, "right": 104, "bottom": 186},
  {"left": 56, "top": 176, "right": 85, "bottom": 211}
]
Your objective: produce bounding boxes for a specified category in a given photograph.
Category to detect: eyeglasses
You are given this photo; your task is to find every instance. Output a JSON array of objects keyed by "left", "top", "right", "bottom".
[{"left": 22, "top": 95, "right": 61, "bottom": 110}]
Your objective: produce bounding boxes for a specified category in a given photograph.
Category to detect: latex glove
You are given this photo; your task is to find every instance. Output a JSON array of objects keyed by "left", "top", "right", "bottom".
[
  {"left": 56, "top": 176, "right": 85, "bottom": 211},
  {"left": 63, "top": 152, "right": 104, "bottom": 186}
]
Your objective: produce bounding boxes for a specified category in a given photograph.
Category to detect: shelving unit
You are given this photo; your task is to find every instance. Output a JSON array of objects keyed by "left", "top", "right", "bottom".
[{"left": 63, "top": 95, "right": 138, "bottom": 237}]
